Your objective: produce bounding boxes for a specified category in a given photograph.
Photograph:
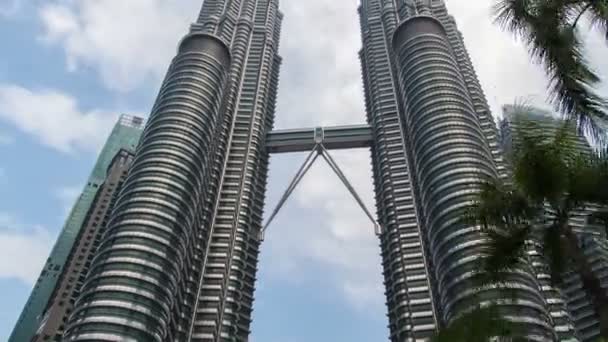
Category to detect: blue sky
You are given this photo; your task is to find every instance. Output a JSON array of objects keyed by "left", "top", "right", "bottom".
[{"left": 1, "top": 0, "right": 607, "bottom": 341}]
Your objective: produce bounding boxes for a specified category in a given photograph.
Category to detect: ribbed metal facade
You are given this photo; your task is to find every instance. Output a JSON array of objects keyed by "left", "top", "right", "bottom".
[
  {"left": 359, "top": 1, "right": 440, "bottom": 339},
  {"left": 64, "top": 33, "right": 232, "bottom": 341},
  {"left": 33, "top": 149, "right": 136, "bottom": 342},
  {"left": 64, "top": 1, "right": 282, "bottom": 341},
  {"left": 360, "top": 1, "right": 556, "bottom": 340},
  {"left": 563, "top": 236, "right": 608, "bottom": 341},
  {"left": 393, "top": 14, "right": 505, "bottom": 324},
  {"left": 190, "top": 1, "right": 282, "bottom": 340},
  {"left": 394, "top": 14, "right": 552, "bottom": 338}
]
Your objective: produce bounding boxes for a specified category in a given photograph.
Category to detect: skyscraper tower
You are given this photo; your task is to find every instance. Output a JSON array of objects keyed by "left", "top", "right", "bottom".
[
  {"left": 9, "top": 115, "right": 144, "bottom": 342},
  {"left": 47, "top": 0, "right": 567, "bottom": 341},
  {"left": 359, "top": 1, "right": 555, "bottom": 340},
  {"left": 64, "top": 1, "right": 282, "bottom": 341},
  {"left": 33, "top": 148, "right": 137, "bottom": 342}
]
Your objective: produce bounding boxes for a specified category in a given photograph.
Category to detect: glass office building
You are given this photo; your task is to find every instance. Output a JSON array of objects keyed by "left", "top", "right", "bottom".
[{"left": 9, "top": 115, "right": 144, "bottom": 342}]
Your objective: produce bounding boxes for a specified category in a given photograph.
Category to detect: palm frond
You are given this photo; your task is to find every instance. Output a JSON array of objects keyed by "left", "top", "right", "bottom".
[
  {"left": 463, "top": 180, "right": 540, "bottom": 228},
  {"left": 494, "top": 0, "right": 608, "bottom": 144},
  {"left": 567, "top": 152, "right": 608, "bottom": 207},
  {"left": 587, "top": 146, "right": 608, "bottom": 203},
  {"left": 462, "top": 180, "right": 537, "bottom": 284},
  {"left": 567, "top": 143, "right": 608, "bottom": 206},
  {"left": 586, "top": 0, "right": 608, "bottom": 41},
  {"left": 588, "top": 208, "right": 608, "bottom": 237},
  {"left": 570, "top": 2, "right": 593, "bottom": 29},
  {"left": 481, "top": 224, "right": 532, "bottom": 284},
  {"left": 536, "top": 16, "right": 607, "bottom": 143},
  {"left": 551, "top": 119, "right": 579, "bottom": 155},
  {"left": 542, "top": 223, "right": 567, "bottom": 285},
  {"left": 431, "top": 305, "right": 527, "bottom": 342},
  {"left": 513, "top": 122, "right": 569, "bottom": 203},
  {"left": 494, "top": 0, "right": 536, "bottom": 35},
  {"left": 567, "top": 153, "right": 600, "bottom": 205}
]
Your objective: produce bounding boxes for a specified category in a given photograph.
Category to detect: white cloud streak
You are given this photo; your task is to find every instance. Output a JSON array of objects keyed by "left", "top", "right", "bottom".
[
  {"left": 275, "top": 0, "right": 364, "bottom": 128},
  {"left": 298, "top": 152, "right": 383, "bottom": 310},
  {"left": 0, "top": 84, "right": 119, "bottom": 153},
  {"left": 54, "top": 185, "right": 82, "bottom": 218},
  {"left": 0, "top": 213, "right": 53, "bottom": 285},
  {"left": 260, "top": 0, "right": 385, "bottom": 309},
  {"left": 39, "top": 0, "right": 200, "bottom": 92},
  {"left": 263, "top": 151, "right": 383, "bottom": 311},
  {"left": 0, "top": 0, "right": 22, "bottom": 17},
  {"left": 0, "top": 132, "right": 15, "bottom": 145}
]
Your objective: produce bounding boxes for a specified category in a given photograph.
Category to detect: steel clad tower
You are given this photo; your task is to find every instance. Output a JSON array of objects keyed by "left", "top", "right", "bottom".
[
  {"left": 48, "top": 0, "right": 572, "bottom": 341},
  {"left": 64, "top": 1, "right": 281, "bottom": 341},
  {"left": 359, "top": 1, "right": 556, "bottom": 340}
]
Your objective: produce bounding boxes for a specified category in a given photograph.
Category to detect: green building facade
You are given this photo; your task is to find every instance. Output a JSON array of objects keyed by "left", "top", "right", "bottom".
[{"left": 9, "top": 115, "right": 144, "bottom": 342}]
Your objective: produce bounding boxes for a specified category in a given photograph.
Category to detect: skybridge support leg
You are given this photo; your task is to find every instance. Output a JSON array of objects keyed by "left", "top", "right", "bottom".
[
  {"left": 260, "top": 144, "right": 382, "bottom": 241},
  {"left": 259, "top": 146, "right": 320, "bottom": 241},
  {"left": 319, "top": 146, "right": 382, "bottom": 235}
]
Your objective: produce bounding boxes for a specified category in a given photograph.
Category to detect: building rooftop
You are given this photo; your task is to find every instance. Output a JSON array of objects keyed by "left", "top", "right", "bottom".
[{"left": 118, "top": 114, "right": 145, "bottom": 129}]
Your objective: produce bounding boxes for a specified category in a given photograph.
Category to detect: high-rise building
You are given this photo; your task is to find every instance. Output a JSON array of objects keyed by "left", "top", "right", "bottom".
[
  {"left": 564, "top": 237, "right": 608, "bottom": 341},
  {"left": 360, "top": 1, "right": 557, "bottom": 340},
  {"left": 500, "top": 105, "right": 608, "bottom": 341},
  {"left": 32, "top": 148, "right": 137, "bottom": 341},
  {"left": 9, "top": 115, "right": 144, "bottom": 342},
  {"left": 64, "top": 2, "right": 281, "bottom": 341},
  {"left": 499, "top": 105, "right": 592, "bottom": 159},
  {"left": 46, "top": 0, "right": 571, "bottom": 341}
]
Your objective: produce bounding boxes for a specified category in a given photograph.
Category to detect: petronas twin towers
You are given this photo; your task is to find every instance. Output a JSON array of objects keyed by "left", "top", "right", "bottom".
[{"left": 56, "top": 0, "right": 568, "bottom": 341}]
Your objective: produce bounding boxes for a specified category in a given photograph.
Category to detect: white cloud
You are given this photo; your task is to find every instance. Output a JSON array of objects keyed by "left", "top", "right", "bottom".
[
  {"left": 444, "top": 2, "right": 608, "bottom": 117},
  {"left": 0, "top": 132, "right": 14, "bottom": 145},
  {"left": 35, "top": 0, "right": 607, "bottom": 121},
  {"left": 263, "top": 151, "right": 384, "bottom": 310},
  {"left": 275, "top": 0, "right": 365, "bottom": 128},
  {"left": 39, "top": 0, "right": 200, "bottom": 92},
  {"left": 0, "top": 213, "right": 53, "bottom": 285},
  {"left": 0, "top": 0, "right": 21, "bottom": 17},
  {"left": 0, "top": 84, "right": 119, "bottom": 153},
  {"left": 54, "top": 185, "right": 82, "bottom": 218},
  {"left": 262, "top": 0, "right": 384, "bottom": 308}
]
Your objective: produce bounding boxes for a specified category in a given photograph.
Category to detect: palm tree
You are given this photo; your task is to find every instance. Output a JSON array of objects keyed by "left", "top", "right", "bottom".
[
  {"left": 589, "top": 209, "right": 608, "bottom": 237},
  {"left": 494, "top": 0, "right": 608, "bottom": 142},
  {"left": 464, "top": 114, "right": 608, "bottom": 338},
  {"left": 583, "top": 122, "right": 608, "bottom": 239},
  {"left": 431, "top": 305, "right": 527, "bottom": 342}
]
